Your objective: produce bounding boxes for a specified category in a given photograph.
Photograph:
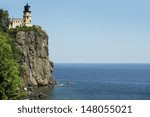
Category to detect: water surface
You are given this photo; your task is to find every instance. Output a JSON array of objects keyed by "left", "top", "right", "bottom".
[{"left": 47, "top": 64, "right": 150, "bottom": 100}]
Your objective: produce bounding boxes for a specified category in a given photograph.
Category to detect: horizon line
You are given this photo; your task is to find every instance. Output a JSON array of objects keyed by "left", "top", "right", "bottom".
[{"left": 54, "top": 62, "right": 150, "bottom": 64}]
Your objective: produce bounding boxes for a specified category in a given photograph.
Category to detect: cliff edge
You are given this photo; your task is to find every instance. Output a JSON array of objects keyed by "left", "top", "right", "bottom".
[{"left": 11, "top": 27, "right": 55, "bottom": 86}]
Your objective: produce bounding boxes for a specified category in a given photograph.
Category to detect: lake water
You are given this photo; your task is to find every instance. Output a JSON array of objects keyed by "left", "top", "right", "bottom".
[{"left": 47, "top": 64, "right": 150, "bottom": 100}]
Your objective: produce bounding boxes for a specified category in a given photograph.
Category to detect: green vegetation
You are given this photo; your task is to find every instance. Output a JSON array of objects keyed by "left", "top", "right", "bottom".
[
  {"left": 0, "top": 32, "right": 25, "bottom": 99},
  {"left": 0, "top": 9, "right": 9, "bottom": 32},
  {"left": 9, "top": 25, "right": 43, "bottom": 35},
  {"left": 0, "top": 9, "right": 25, "bottom": 99}
]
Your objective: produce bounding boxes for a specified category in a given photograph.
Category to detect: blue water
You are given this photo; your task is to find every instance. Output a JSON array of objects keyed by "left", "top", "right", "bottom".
[{"left": 48, "top": 64, "right": 150, "bottom": 100}]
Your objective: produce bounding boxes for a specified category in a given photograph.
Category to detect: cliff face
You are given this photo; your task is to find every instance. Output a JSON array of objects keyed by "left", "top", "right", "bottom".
[{"left": 14, "top": 29, "right": 55, "bottom": 86}]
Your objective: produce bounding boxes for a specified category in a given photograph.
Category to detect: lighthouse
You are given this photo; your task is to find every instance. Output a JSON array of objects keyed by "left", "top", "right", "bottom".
[{"left": 23, "top": 3, "right": 32, "bottom": 27}]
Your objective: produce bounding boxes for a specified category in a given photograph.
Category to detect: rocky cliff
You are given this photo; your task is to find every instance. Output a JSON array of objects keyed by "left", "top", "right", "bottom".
[{"left": 12, "top": 28, "right": 55, "bottom": 86}]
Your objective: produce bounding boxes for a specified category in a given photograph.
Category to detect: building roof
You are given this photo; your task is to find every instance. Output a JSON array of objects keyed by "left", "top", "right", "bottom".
[
  {"left": 25, "top": 3, "right": 30, "bottom": 7},
  {"left": 12, "top": 18, "right": 23, "bottom": 20}
]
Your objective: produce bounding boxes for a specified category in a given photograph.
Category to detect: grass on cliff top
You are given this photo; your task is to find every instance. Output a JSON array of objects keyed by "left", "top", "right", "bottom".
[{"left": 9, "top": 25, "right": 46, "bottom": 35}]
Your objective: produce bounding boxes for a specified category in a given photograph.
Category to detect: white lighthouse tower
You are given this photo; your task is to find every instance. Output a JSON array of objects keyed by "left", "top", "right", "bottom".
[{"left": 23, "top": 3, "right": 32, "bottom": 27}]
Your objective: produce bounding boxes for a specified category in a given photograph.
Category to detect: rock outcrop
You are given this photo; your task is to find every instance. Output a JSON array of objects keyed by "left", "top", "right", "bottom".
[{"left": 13, "top": 29, "right": 55, "bottom": 86}]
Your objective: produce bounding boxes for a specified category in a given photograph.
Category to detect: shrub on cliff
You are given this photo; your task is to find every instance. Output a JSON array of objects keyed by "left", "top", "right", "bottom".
[
  {"left": 0, "top": 9, "right": 9, "bottom": 32},
  {"left": 9, "top": 25, "right": 43, "bottom": 36},
  {"left": 0, "top": 32, "right": 25, "bottom": 99}
]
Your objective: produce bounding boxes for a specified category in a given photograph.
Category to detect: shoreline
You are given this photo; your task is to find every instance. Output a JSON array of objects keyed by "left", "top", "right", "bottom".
[{"left": 24, "top": 85, "right": 55, "bottom": 100}]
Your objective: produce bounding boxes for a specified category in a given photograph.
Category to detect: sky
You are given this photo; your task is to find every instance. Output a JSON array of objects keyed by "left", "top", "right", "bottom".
[{"left": 1, "top": 0, "right": 150, "bottom": 63}]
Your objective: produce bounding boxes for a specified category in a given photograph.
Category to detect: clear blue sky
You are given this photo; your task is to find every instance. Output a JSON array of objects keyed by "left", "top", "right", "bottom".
[{"left": 1, "top": 0, "right": 150, "bottom": 63}]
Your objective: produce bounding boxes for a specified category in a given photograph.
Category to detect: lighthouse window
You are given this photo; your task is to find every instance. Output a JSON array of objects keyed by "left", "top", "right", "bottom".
[{"left": 27, "top": 16, "right": 29, "bottom": 19}]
